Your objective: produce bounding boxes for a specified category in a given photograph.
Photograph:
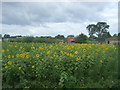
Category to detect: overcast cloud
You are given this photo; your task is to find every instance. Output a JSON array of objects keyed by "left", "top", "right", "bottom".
[{"left": 1, "top": 2, "right": 118, "bottom": 37}]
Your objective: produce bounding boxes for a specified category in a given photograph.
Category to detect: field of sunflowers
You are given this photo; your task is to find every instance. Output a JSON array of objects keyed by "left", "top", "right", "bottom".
[{"left": 2, "top": 42, "right": 119, "bottom": 88}]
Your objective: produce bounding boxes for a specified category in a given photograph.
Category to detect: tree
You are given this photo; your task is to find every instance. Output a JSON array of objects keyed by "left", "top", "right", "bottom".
[
  {"left": 11, "top": 35, "right": 22, "bottom": 38},
  {"left": 118, "top": 33, "right": 120, "bottom": 41},
  {"left": 55, "top": 34, "right": 65, "bottom": 39},
  {"left": 22, "top": 36, "right": 34, "bottom": 43},
  {"left": 75, "top": 33, "right": 88, "bottom": 43},
  {"left": 118, "top": 33, "right": 120, "bottom": 36},
  {"left": 86, "top": 22, "right": 110, "bottom": 42},
  {"left": 96, "top": 22, "right": 109, "bottom": 37},
  {"left": 86, "top": 24, "right": 97, "bottom": 36},
  {"left": 98, "top": 31, "right": 111, "bottom": 42},
  {"left": 88, "top": 35, "right": 97, "bottom": 41},
  {"left": 113, "top": 34, "right": 117, "bottom": 37},
  {"left": 103, "top": 32, "right": 111, "bottom": 38},
  {"left": 4, "top": 34, "right": 10, "bottom": 38}
]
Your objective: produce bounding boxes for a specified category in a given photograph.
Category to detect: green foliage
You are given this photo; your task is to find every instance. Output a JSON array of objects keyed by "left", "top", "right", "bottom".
[
  {"left": 4, "top": 34, "right": 10, "bottom": 38},
  {"left": 55, "top": 34, "right": 65, "bottom": 39},
  {"left": 86, "top": 22, "right": 110, "bottom": 42},
  {"left": 2, "top": 42, "right": 119, "bottom": 88},
  {"left": 88, "top": 35, "right": 97, "bottom": 41},
  {"left": 10, "top": 36, "right": 63, "bottom": 43},
  {"left": 33, "top": 37, "right": 60, "bottom": 43},
  {"left": 22, "top": 36, "right": 34, "bottom": 43},
  {"left": 75, "top": 33, "right": 88, "bottom": 43},
  {"left": 97, "top": 32, "right": 111, "bottom": 42},
  {"left": 86, "top": 24, "right": 97, "bottom": 36}
]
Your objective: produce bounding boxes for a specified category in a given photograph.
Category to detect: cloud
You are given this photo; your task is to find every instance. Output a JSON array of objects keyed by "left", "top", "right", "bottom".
[
  {"left": 118, "top": 2, "right": 120, "bottom": 33},
  {"left": 2, "top": 2, "right": 111, "bottom": 25},
  {"left": 2, "top": 22, "right": 89, "bottom": 37},
  {"left": 101, "top": 3, "right": 118, "bottom": 34},
  {"left": 2, "top": 2, "right": 118, "bottom": 36}
]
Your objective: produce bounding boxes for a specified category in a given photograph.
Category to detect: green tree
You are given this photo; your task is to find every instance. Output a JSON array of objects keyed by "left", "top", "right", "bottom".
[
  {"left": 88, "top": 35, "right": 97, "bottom": 41},
  {"left": 75, "top": 33, "right": 88, "bottom": 43},
  {"left": 55, "top": 34, "right": 65, "bottom": 39},
  {"left": 86, "top": 24, "right": 97, "bottom": 36},
  {"left": 96, "top": 22, "right": 109, "bottom": 37},
  {"left": 22, "top": 36, "right": 34, "bottom": 43},
  {"left": 118, "top": 33, "right": 120, "bottom": 36},
  {"left": 86, "top": 22, "right": 110, "bottom": 42},
  {"left": 113, "top": 34, "right": 117, "bottom": 37},
  {"left": 98, "top": 31, "right": 111, "bottom": 42},
  {"left": 4, "top": 34, "right": 10, "bottom": 38}
]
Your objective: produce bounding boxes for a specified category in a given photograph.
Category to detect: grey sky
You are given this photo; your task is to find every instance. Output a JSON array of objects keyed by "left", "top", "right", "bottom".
[{"left": 1, "top": 2, "right": 118, "bottom": 37}]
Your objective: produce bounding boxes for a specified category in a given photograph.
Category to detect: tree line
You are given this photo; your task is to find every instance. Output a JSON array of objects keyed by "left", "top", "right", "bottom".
[{"left": 2, "top": 22, "right": 120, "bottom": 43}]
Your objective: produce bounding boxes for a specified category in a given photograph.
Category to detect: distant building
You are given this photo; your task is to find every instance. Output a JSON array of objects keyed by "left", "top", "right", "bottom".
[
  {"left": 2, "top": 38, "right": 15, "bottom": 42},
  {"left": 2, "top": 35, "right": 22, "bottom": 42},
  {"left": 106, "top": 37, "right": 120, "bottom": 45},
  {"left": 67, "top": 35, "right": 75, "bottom": 43}
]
